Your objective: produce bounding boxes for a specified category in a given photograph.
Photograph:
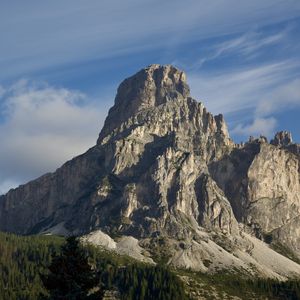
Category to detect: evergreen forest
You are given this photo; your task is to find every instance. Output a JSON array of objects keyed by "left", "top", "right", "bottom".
[{"left": 0, "top": 231, "right": 300, "bottom": 300}]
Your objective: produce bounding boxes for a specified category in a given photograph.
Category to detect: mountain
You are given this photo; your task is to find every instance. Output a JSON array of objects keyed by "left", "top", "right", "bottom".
[{"left": 0, "top": 64, "right": 299, "bottom": 279}]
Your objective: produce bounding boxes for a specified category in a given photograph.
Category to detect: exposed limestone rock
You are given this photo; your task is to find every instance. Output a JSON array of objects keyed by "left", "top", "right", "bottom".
[
  {"left": 98, "top": 64, "right": 190, "bottom": 141},
  {"left": 271, "top": 130, "right": 293, "bottom": 146},
  {"left": 81, "top": 230, "right": 153, "bottom": 263},
  {"left": 197, "top": 174, "right": 239, "bottom": 235},
  {"left": 270, "top": 131, "right": 300, "bottom": 156},
  {"left": 0, "top": 65, "right": 299, "bottom": 277},
  {"left": 246, "top": 142, "right": 300, "bottom": 253},
  {"left": 210, "top": 134, "right": 300, "bottom": 257},
  {"left": 121, "top": 183, "right": 138, "bottom": 218},
  {"left": 81, "top": 229, "right": 117, "bottom": 249}
]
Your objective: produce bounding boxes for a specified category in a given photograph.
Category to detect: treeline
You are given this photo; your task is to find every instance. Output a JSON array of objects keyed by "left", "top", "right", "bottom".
[
  {"left": 89, "top": 246, "right": 187, "bottom": 300},
  {"left": 1, "top": 231, "right": 300, "bottom": 300},
  {"left": 0, "top": 232, "right": 187, "bottom": 300},
  {"left": 237, "top": 278, "right": 300, "bottom": 300},
  {"left": 0, "top": 231, "right": 63, "bottom": 300},
  {"left": 199, "top": 271, "right": 300, "bottom": 300}
]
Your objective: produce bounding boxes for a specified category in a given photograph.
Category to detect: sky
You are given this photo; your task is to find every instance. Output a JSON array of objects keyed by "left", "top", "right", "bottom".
[{"left": 0, "top": 0, "right": 299, "bottom": 193}]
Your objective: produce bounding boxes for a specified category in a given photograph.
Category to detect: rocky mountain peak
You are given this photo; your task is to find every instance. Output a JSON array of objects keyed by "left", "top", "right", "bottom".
[
  {"left": 1, "top": 65, "right": 300, "bottom": 279},
  {"left": 270, "top": 131, "right": 293, "bottom": 146},
  {"left": 98, "top": 64, "right": 190, "bottom": 141}
]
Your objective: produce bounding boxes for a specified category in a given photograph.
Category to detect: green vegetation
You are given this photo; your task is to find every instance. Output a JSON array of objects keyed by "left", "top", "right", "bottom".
[
  {"left": 178, "top": 269, "right": 300, "bottom": 300},
  {"left": 1, "top": 231, "right": 300, "bottom": 300},
  {"left": 87, "top": 244, "right": 188, "bottom": 300},
  {"left": 0, "top": 231, "right": 63, "bottom": 300},
  {"left": 41, "top": 236, "right": 103, "bottom": 299},
  {"left": 145, "top": 237, "right": 173, "bottom": 265},
  {"left": 0, "top": 232, "right": 187, "bottom": 300}
]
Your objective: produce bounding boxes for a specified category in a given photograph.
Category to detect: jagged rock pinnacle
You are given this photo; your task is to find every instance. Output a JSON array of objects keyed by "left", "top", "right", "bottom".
[
  {"left": 98, "top": 64, "right": 190, "bottom": 141},
  {"left": 270, "top": 131, "right": 293, "bottom": 146}
]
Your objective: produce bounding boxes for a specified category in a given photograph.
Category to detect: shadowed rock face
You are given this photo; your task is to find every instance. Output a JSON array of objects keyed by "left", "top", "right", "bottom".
[
  {"left": 270, "top": 131, "right": 293, "bottom": 146},
  {"left": 0, "top": 65, "right": 300, "bottom": 274}
]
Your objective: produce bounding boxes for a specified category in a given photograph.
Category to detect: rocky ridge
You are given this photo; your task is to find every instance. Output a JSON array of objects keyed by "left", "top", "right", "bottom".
[{"left": 0, "top": 64, "right": 299, "bottom": 279}]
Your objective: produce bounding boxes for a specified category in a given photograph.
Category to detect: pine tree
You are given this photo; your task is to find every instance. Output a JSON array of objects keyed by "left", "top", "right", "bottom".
[{"left": 40, "top": 236, "right": 103, "bottom": 300}]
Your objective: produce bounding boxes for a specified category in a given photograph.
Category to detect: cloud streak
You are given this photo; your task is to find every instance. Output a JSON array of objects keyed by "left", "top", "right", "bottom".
[
  {"left": 1, "top": 0, "right": 299, "bottom": 80},
  {"left": 189, "top": 61, "right": 299, "bottom": 113},
  {"left": 188, "top": 61, "right": 300, "bottom": 138},
  {"left": 194, "top": 29, "right": 288, "bottom": 68},
  {"left": 232, "top": 78, "right": 300, "bottom": 138},
  {"left": 255, "top": 79, "right": 300, "bottom": 117}
]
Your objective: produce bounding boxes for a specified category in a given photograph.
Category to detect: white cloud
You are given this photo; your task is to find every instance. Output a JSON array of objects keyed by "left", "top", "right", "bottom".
[
  {"left": 0, "top": 179, "right": 20, "bottom": 195},
  {"left": 232, "top": 79, "right": 300, "bottom": 138},
  {"left": 255, "top": 79, "right": 300, "bottom": 117},
  {"left": 188, "top": 61, "right": 299, "bottom": 114},
  {"left": 188, "top": 61, "right": 300, "bottom": 139},
  {"left": 0, "top": 80, "right": 107, "bottom": 193},
  {"left": 231, "top": 117, "right": 277, "bottom": 137}
]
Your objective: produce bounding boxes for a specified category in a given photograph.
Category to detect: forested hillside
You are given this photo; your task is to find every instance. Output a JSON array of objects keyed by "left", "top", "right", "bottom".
[
  {"left": 0, "top": 232, "right": 63, "bottom": 299},
  {"left": 0, "top": 231, "right": 300, "bottom": 300},
  {"left": 0, "top": 232, "right": 187, "bottom": 300}
]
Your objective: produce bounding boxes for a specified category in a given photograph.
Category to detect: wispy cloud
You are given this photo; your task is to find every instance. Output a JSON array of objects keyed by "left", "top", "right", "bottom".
[
  {"left": 217, "top": 30, "right": 286, "bottom": 55},
  {"left": 232, "top": 117, "right": 277, "bottom": 137},
  {"left": 255, "top": 79, "right": 300, "bottom": 117},
  {"left": 0, "top": 80, "right": 107, "bottom": 193},
  {"left": 189, "top": 61, "right": 299, "bottom": 113},
  {"left": 232, "top": 78, "right": 300, "bottom": 138},
  {"left": 188, "top": 61, "right": 300, "bottom": 139},
  {"left": 231, "top": 78, "right": 300, "bottom": 138},
  {"left": 0, "top": 0, "right": 299, "bottom": 80},
  {"left": 194, "top": 29, "right": 287, "bottom": 67}
]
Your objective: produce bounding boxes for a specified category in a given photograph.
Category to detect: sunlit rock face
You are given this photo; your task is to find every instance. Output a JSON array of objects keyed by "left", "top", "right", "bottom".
[
  {"left": 1, "top": 65, "right": 300, "bottom": 276},
  {"left": 98, "top": 64, "right": 191, "bottom": 141},
  {"left": 210, "top": 134, "right": 300, "bottom": 255}
]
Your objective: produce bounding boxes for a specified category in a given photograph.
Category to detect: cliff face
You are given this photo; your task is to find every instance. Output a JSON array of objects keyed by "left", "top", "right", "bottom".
[
  {"left": 247, "top": 142, "right": 300, "bottom": 252},
  {"left": 210, "top": 134, "right": 300, "bottom": 255},
  {"left": 0, "top": 64, "right": 299, "bottom": 277},
  {"left": 0, "top": 65, "right": 234, "bottom": 236}
]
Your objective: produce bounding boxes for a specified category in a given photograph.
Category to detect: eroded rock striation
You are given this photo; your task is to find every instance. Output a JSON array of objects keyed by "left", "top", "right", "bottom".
[{"left": 0, "top": 64, "right": 299, "bottom": 278}]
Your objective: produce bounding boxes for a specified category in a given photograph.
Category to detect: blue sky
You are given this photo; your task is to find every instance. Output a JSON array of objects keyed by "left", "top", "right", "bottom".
[{"left": 0, "top": 0, "right": 299, "bottom": 193}]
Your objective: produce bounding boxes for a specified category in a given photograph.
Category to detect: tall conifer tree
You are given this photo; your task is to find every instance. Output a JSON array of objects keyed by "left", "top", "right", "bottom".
[{"left": 41, "top": 236, "right": 102, "bottom": 300}]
